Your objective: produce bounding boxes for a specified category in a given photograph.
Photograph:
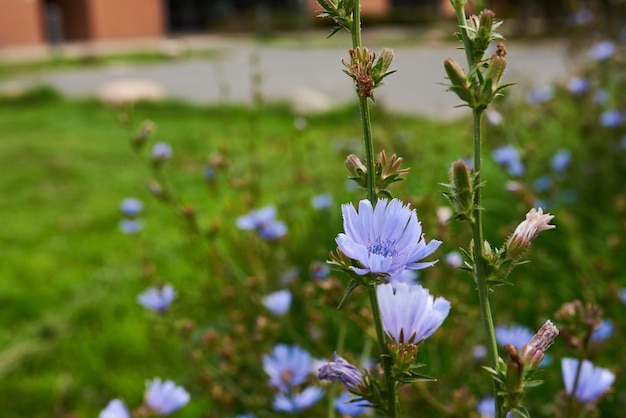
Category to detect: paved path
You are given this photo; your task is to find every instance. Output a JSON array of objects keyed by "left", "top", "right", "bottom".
[{"left": 3, "top": 36, "right": 571, "bottom": 119}]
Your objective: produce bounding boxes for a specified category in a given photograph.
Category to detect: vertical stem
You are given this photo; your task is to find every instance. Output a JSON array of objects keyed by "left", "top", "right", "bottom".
[
  {"left": 450, "top": 1, "right": 501, "bottom": 415},
  {"left": 351, "top": 1, "right": 396, "bottom": 416},
  {"left": 368, "top": 285, "right": 397, "bottom": 418},
  {"left": 566, "top": 355, "right": 586, "bottom": 418},
  {"left": 472, "top": 110, "right": 502, "bottom": 418}
]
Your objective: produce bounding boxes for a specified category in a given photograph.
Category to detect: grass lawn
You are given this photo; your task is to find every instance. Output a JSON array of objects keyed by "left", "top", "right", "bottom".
[{"left": 0, "top": 88, "right": 470, "bottom": 416}]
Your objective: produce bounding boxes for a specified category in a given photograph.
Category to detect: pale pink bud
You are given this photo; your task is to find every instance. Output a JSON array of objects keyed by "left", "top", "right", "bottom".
[{"left": 506, "top": 208, "right": 555, "bottom": 259}]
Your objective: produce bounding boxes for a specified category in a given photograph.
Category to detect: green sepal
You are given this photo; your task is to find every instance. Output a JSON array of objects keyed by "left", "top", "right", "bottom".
[{"left": 337, "top": 278, "right": 362, "bottom": 309}]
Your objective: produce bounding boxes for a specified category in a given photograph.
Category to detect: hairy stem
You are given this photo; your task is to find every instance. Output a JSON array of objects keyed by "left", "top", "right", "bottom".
[{"left": 368, "top": 285, "right": 397, "bottom": 417}]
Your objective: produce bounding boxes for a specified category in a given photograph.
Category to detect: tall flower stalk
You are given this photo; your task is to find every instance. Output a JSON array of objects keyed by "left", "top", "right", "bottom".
[{"left": 447, "top": 1, "right": 507, "bottom": 415}]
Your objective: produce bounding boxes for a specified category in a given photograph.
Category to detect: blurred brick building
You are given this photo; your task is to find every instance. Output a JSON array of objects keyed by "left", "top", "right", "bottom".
[{"left": 0, "top": 0, "right": 164, "bottom": 48}]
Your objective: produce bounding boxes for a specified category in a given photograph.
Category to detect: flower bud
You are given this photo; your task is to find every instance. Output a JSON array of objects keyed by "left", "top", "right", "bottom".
[
  {"left": 132, "top": 120, "right": 155, "bottom": 150},
  {"left": 505, "top": 208, "right": 555, "bottom": 259},
  {"left": 520, "top": 320, "right": 559, "bottom": 369},
  {"left": 442, "top": 160, "right": 474, "bottom": 222},
  {"left": 444, "top": 58, "right": 472, "bottom": 104}
]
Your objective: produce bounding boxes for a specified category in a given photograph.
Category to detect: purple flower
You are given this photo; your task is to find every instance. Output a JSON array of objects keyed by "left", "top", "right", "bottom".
[
  {"left": 263, "top": 344, "right": 312, "bottom": 392},
  {"left": 99, "top": 399, "right": 130, "bottom": 418},
  {"left": 534, "top": 176, "right": 553, "bottom": 192},
  {"left": 145, "top": 378, "right": 190, "bottom": 415},
  {"left": 551, "top": 149, "right": 572, "bottom": 172},
  {"left": 120, "top": 198, "right": 143, "bottom": 217},
  {"left": 119, "top": 219, "right": 142, "bottom": 234},
  {"left": 273, "top": 387, "right": 324, "bottom": 412},
  {"left": 476, "top": 397, "right": 514, "bottom": 418},
  {"left": 593, "top": 89, "right": 609, "bottom": 105},
  {"left": 262, "top": 290, "right": 292, "bottom": 316},
  {"left": 589, "top": 40, "right": 616, "bottom": 61},
  {"left": 600, "top": 109, "right": 623, "bottom": 127},
  {"left": 311, "top": 193, "right": 333, "bottom": 210},
  {"left": 310, "top": 261, "right": 330, "bottom": 279},
  {"left": 445, "top": 251, "right": 463, "bottom": 268},
  {"left": 495, "top": 324, "right": 534, "bottom": 350},
  {"left": 318, "top": 353, "right": 365, "bottom": 393},
  {"left": 485, "top": 108, "right": 503, "bottom": 126},
  {"left": 335, "top": 391, "right": 370, "bottom": 416},
  {"left": 377, "top": 282, "right": 450, "bottom": 344},
  {"left": 590, "top": 319, "right": 613, "bottom": 342},
  {"left": 492, "top": 145, "right": 524, "bottom": 177},
  {"left": 138, "top": 285, "right": 176, "bottom": 313},
  {"left": 562, "top": 358, "right": 615, "bottom": 403},
  {"left": 567, "top": 77, "right": 589, "bottom": 95},
  {"left": 526, "top": 85, "right": 554, "bottom": 105},
  {"left": 387, "top": 269, "right": 420, "bottom": 289},
  {"left": 336, "top": 198, "right": 441, "bottom": 276},
  {"left": 236, "top": 206, "right": 287, "bottom": 240},
  {"left": 151, "top": 142, "right": 172, "bottom": 162}
]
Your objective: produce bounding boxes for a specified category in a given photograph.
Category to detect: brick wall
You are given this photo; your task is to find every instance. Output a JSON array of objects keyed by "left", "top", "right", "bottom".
[
  {"left": 0, "top": 0, "right": 44, "bottom": 47},
  {"left": 87, "top": 0, "right": 164, "bottom": 40}
]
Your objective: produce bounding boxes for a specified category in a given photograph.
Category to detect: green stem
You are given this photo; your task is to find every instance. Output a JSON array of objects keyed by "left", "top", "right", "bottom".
[
  {"left": 471, "top": 109, "right": 501, "bottom": 417},
  {"left": 566, "top": 354, "right": 586, "bottom": 418},
  {"left": 351, "top": 1, "right": 396, "bottom": 416},
  {"left": 451, "top": 1, "right": 475, "bottom": 68},
  {"left": 449, "top": 2, "right": 501, "bottom": 415},
  {"left": 368, "top": 285, "right": 397, "bottom": 418}
]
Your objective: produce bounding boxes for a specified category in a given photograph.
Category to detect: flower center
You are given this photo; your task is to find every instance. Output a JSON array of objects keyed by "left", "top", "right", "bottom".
[{"left": 369, "top": 237, "right": 398, "bottom": 257}]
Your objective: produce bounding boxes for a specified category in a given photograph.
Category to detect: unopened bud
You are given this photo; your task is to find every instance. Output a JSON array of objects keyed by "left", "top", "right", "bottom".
[
  {"left": 520, "top": 320, "right": 559, "bottom": 369},
  {"left": 443, "top": 160, "right": 474, "bottom": 222},
  {"left": 345, "top": 154, "right": 367, "bottom": 177},
  {"left": 505, "top": 208, "right": 555, "bottom": 259},
  {"left": 486, "top": 44, "right": 507, "bottom": 91},
  {"left": 444, "top": 58, "right": 472, "bottom": 104},
  {"left": 478, "top": 10, "right": 495, "bottom": 40},
  {"left": 132, "top": 120, "right": 155, "bottom": 150}
]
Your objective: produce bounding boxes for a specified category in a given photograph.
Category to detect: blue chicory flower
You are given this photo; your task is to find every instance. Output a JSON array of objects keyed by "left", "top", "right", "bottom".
[
  {"left": 318, "top": 353, "right": 365, "bottom": 394},
  {"left": 590, "top": 319, "right": 614, "bottom": 342},
  {"left": 138, "top": 284, "right": 176, "bottom": 313},
  {"left": 336, "top": 198, "right": 441, "bottom": 276},
  {"left": 120, "top": 197, "right": 143, "bottom": 217},
  {"left": 551, "top": 149, "right": 572, "bottom": 172},
  {"left": 335, "top": 391, "right": 370, "bottom": 416},
  {"left": 144, "top": 378, "right": 190, "bottom": 415},
  {"left": 310, "top": 261, "right": 331, "bottom": 279},
  {"left": 495, "top": 324, "right": 534, "bottom": 350},
  {"left": 387, "top": 269, "right": 420, "bottom": 289},
  {"left": 119, "top": 219, "right": 142, "bottom": 235},
  {"left": 600, "top": 109, "right": 623, "bottom": 127},
  {"left": 236, "top": 206, "right": 287, "bottom": 240},
  {"left": 377, "top": 282, "right": 450, "bottom": 344},
  {"left": 234, "top": 414, "right": 256, "bottom": 418},
  {"left": 566, "top": 77, "right": 589, "bottom": 95},
  {"left": 526, "top": 85, "right": 554, "bottom": 105},
  {"left": 262, "top": 289, "right": 292, "bottom": 316},
  {"left": 445, "top": 251, "right": 464, "bottom": 268},
  {"left": 476, "top": 397, "right": 514, "bottom": 418},
  {"left": 273, "top": 387, "right": 324, "bottom": 412},
  {"left": 99, "top": 399, "right": 130, "bottom": 418},
  {"left": 151, "top": 142, "right": 173, "bottom": 162},
  {"left": 593, "top": 89, "right": 610, "bottom": 105},
  {"left": 485, "top": 108, "right": 503, "bottom": 126},
  {"left": 263, "top": 344, "right": 312, "bottom": 392},
  {"left": 534, "top": 175, "right": 553, "bottom": 192},
  {"left": 589, "top": 40, "right": 616, "bottom": 61},
  {"left": 311, "top": 193, "right": 333, "bottom": 210},
  {"left": 562, "top": 358, "right": 615, "bottom": 403},
  {"left": 492, "top": 145, "right": 524, "bottom": 177}
]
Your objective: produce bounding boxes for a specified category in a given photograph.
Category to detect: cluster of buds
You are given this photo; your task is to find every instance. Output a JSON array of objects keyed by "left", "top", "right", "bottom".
[
  {"left": 444, "top": 10, "right": 511, "bottom": 110},
  {"left": 342, "top": 47, "right": 395, "bottom": 100},
  {"left": 441, "top": 160, "right": 481, "bottom": 223},
  {"left": 345, "top": 151, "right": 409, "bottom": 198},
  {"left": 470, "top": 208, "right": 555, "bottom": 286},
  {"left": 387, "top": 343, "right": 434, "bottom": 385},
  {"left": 486, "top": 321, "right": 559, "bottom": 416},
  {"left": 316, "top": 0, "right": 355, "bottom": 37},
  {"left": 555, "top": 300, "right": 603, "bottom": 351}
]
